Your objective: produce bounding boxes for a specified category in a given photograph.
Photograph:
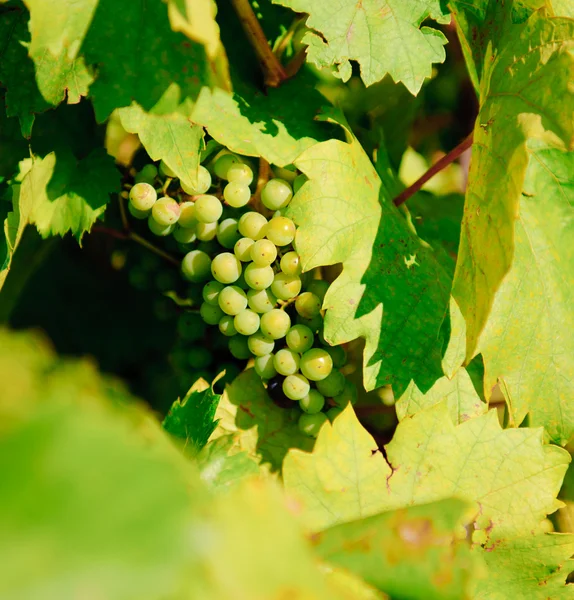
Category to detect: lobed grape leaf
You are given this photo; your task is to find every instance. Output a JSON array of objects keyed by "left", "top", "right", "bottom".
[
  {"left": 475, "top": 143, "right": 574, "bottom": 445},
  {"left": 272, "top": 0, "right": 449, "bottom": 94},
  {"left": 450, "top": 11, "right": 574, "bottom": 359},
  {"left": 287, "top": 127, "right": 451, "bottom": 394}
]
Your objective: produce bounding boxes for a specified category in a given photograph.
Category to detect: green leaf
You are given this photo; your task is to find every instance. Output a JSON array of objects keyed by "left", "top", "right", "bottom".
[
  {"left": 209, "top": 368, "right": 313, "bottom": 472},
  {"left": 162, "top": 377, "right": 221, "bottom": 452},
  {"left": 314, "top": 499, "right": 477, "bottom": 600},
  {"left": 451, "top": 13, "right": 574, "bottom": 359},
  {"left": 288, "top": 130, "right": 451, "bottom": 393},
  {"left": 475, "top": 143, "right": 574, "bottom": 445},
  {"left": 119, "top": 103, "right": 204, "bottom": 189},
  {"left": 272, "top": 0, "right": 448, "bottom": 94}
]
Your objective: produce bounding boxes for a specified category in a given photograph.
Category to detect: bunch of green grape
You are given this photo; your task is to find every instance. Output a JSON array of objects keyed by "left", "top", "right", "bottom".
[{"left": 126, "top": 151, "right": 356, "bottom": 437}]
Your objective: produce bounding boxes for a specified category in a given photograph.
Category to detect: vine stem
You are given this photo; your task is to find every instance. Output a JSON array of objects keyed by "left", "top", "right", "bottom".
[
  {"left": 392, "top": 132, "right": 473, "bottom": 207},
  {"left": 230, "top": 0, "right": 287, "bottom": 87},
  {"left": 129, "top": 232, "right": 181, "bottom": 267}
]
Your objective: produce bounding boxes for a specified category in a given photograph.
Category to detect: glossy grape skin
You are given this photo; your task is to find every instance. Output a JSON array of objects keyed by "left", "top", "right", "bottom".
[
  {"left": 195, "top": 221, "right": 218, "bottom": 241},
  {"left": 285, "top": 324, "right": 314, "bottom": 353},
  {"left": 129, "top": 182, "right": 157, "bottom": 211},
  {"left": 181, "top": 165, "right": 211, "bottom": 195},
  {"left": 300, "top": 348, "right": 333, "bottom": 381},
  {"left": 218, "top": 315, "right": 237, "bottom": 336},
  {"left": 178, "top": 202, "right": 197, "bottom": 228},
  {"left": 173, "top": 225, "right": 197, "bottom": 244},
  {"left": 307, "top": 279, "right": 329, "bottom": 302},
  {"left": 128, "top": 203, "right": 150, "bottom": 220},
  {"left": 202, "top": 280, "right": 224, "bottom": 305},
  {"left": 228, "top": 335, "right": 251, "bottom": 360},
  {"left": 248, "top": 332, "right": 275, "bottom": 356},
  {"left": 216, "top": 218, "right": 241, "bottom": 249},
  {"left": 247, "top": 288, "right": 277, "bottom": 313},
  {"left": 325, "top": 345, "right": 347, "bottom": 369},
  {"left": 273, "top": 349, "right": 300, "bottom": 376},
  {"left": 261, "top": 178, "right": 293, "bottom": 210},
  {"left": 265, "top": 216, "right": 296, "bottom": 246},
  {"left": 280, "top": 251, "right": 301, "bottom": 276},
  {"left": 244, "top": 263, "right": 274, "bottom": 290},
  {"left": 135, "top": 164, "right": 158, "bottom": 185},
  {"left": 234, "top": 237, "right": 255, "bottom": 262},
  {"left": 147, "top": 215, "right": 174, "bottom": 236},
  {"left": 327, "top": 407, "right": 343, "bottom": 422},
  {"left": 194, "top": 195, "right": 223, "bottom": 223},
  {"left": 200, "top": 302, "right": 224, "bottom": 325},
  {"left": 224, "top": 182, "right": 251, "bottom": 207},
  {"left": 260, "top": 309, "right": 291, "bottom": 340},
  {"left": 250, "top": 239, "right": 277, "bottom": 266},
  {"left": 214, "top": 153, "right": 241, "bottom": 179},
  {"left": 238, "top": 212, "right": 268, "bottom": 240},
  {"left": 227, "top": 163, "right": 254, "bottom": 185},
  {"left": 159, "top": 160, "right": 177, "bottom": 178},
  {"left": 181, "top": 250, "right": 212, "bottom": 282},
  {"left": 316, "top": 369, "right": 346, "bottom": 397},
  {"left": 295, "top": 292, "right": 321, "bottom": 319},
  {"left": 299, "top": 389, "right": 325, "bottom": 414},
  {"left": 218, "top": 285, "right": 248, "bottom": 315},
  {"left": 298, "top": 412, "right": 328, "bottom": 437},
  {"left": 211, "top": 253, "right": 242, "bottom": 284},
  {"left": 271, "top": 273, "right": 302, "bottom": 300},
  {"left": 234, "top": 309, "right": 260, "bottom": 336},
  {"left": 332, "top": 380, "right": 358, "bottom": 407},
  {"left": 293, "top": 173, "right": 307, "bottom": 194},
  {"left": 254, "top": 354, "right": 277, "bottom": 380},
  {"left": 283, "top": 374, "right": 310, "bottom": 400},
  {"left": 152, "top": 197, "right": 180, "bottom": 226}
]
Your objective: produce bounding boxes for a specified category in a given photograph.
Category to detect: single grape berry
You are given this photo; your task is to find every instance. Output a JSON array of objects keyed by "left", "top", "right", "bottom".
[
  {"left": 218, "top": 285, "right": 248, "bottom": 315},
  {"left": 307, "top": 279, "right": 329, "bottom": 302},
  {"left": 255, "top": 354, "right": 278, "bottom": 380},
  {"left": 280, "top": 251, "right": 301, "bottom": 276},
  {"left": 273, "top": 348, "right": 300, "bottom": 376},
  {"left": 283, "top": 373, "right": 310, "bottom": 400},
  {"left": 234, "top": 309, "right": 260, "bottom": 336},
  {"left": 227, "top": 163, "right": 254, "bottom": 185},
  {"left": 188, "top": 347, "right": 213, "bottom": 369},
  {"left": 202, "top": 280, "right": 224, "bottom": 305},
  {"left": 299, "top": 389, "right": 325, "bottom": 414},
  {"left": 135, "top": 164, "right": 158, "bottom": 185},
  {"left": 247, "top": 288, "right": 277, "bottom": 313},
  {"left": 300, "top": 348, "right": 333, "bottom": 381},
  {"left": 332, "top": 380, "right": 358, "bottom": 407},
  {"left": 194, "top": 194, "right": 223, "bottom": 223},
  {"left": 159, "top": 160, "right": 177, "bottom": 178},
  {"left": 218, "top": 315, "right": 237, "bottom": 337},
  {"left": 296, "top": 313, "right": 323, "bottom": 332},
  {"left": 129, "top": 182, "right": 157, "bottom": 211},
  {"left": 148, "top": 215, "right": 175, "bottom": 236},
  {"left": 266, "top": 374, "right": 291, "bottom": 407},
  {"left": 285, "top": 324, "right": 314, "bottom": 353},
  {"left": 271, "top": 273, "right": 302, "bottom": 300},
  {"left": 211, "top": 253, "right": 242, "bottom": 284},
  {"left": 173, "top": 225, "right": 197, "bottom": 244},
  {"left": 298, "top": 412, "right": 328, "bottom": 437},
  {"left": 250, "top": 239, "right": 277, "bottom": 266},
  {"left": 177, "top": 312, "right": 206, "bottom": 342},
  {"left": 244, "top": 263, "right": 274, "bottom": 290},
  {"left": 200, "top": 302, "right": 224, "bottom": 325},
  {"left": 265, "top": 216, "right": 296, "bottom": 246},
  {"left": 216, "top": 218, "right": 241, "bottom": 249},
  {"left": 224, "top": 182, "right": 251, "bottom": 207},
  {"left": 295, "top": 292, "right": 321, "bottom": 319},
  {"left": 248, "top": 332, "right": 275, "bottom": 357},
  {"left": 152, "top": 197, "right": 180, "bottom": 226},
  {"left": 178, "top": 202, "right": 197, "bottom": 228},
  {"left": 260, "top": 309, "right": 291, "bottom": 340},
  {"left": 228, "top": 335, "right": 251, "bottom": 360},
  {"left": 261, "top": 178, "right": 293, "bottom": 210},
  {"left": 128, "top": 203, "right": 150, "bottom": 220},
  {"left": 181, "top": 165, "right": 212, "bottom": 195},
  {"left": 316, "top": 369, "right": 346, "bottom": 397},
  {"left": 196, "top": 221, "right": 218, "bottom": 241},
  {"left": 238, "top": 211, "right": 268, "bottom": 240},
  {"left": 325, "top": 345, "right": 347, "bottom": 369},
  {"left": 213, "top": 153, "right": 241, "bottom": 180},
  {"left": 182, "top": 250, "right": 212, "bottom": 282},
  {"left": 234, "top": 237, "right": 255, "bottom": 262}
]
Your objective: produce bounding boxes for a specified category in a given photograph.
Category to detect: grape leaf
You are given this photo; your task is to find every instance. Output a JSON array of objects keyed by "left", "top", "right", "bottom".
[
  {"left": 287, "top": 128, "right": 451, "bottom": 394},
  {"left": 119, "top": 103, "right": 204, "bottom": 189},
  {"left": 475, "top": 143, "right": 574, "bottom": 445},
  {"left": 451, "top": 13, "right": 574, "bottom": 359},
  {"left": 272, "top": 0, "right": 448, "bottom": 94},
  {"left": 314, "top": 499, "right": 477, "bottom": 600},
  {"left": 18, "top": 149, "right": 120, "bottom": 241}
]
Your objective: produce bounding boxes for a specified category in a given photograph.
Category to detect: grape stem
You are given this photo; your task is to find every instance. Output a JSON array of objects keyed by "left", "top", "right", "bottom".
[
  {"left": 230, "top": 0, "right": 288, "bottom": 87},
  {"left": 250, "top": 157, "right": 271, "bottom": 214},
  {"left": 392, "top": 132, "right": 473, "bottom": 207}
]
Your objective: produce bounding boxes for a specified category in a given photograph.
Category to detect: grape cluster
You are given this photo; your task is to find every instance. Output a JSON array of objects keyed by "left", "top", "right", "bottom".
[{"left": 126, "top": 152, "right": 356, "bottom": 437}]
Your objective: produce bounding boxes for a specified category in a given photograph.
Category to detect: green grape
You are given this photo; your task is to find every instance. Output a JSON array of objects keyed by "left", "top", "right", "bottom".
[
  {"left": 152, "top": 196, "right": 180, "bottom": 226},
  {"left": 293, "top": 173, "right": 307, "bottom": 194},
  {"left": 332, "top": 380, "right": 357, "bottom": 407},
  {"left": 202, "top": 280, "right": 224, "bottom": 305},
  {"left": 234, "top": 237, "right": 255, "bottom": 262},
  {"left": 326, "top": 407, "right": 343, "bottom": 422},
  {"left": 188, "top": 347, "right": 212, "bottom": 369},
  {"left": 129, "top": 182, "right": 157, "bottom": 211},
  {"left": 260, "top": 309, "right": 291, "bottom": 340},
  {"left": 244, "top": 263, "right": 274, "bottom": 290},
  {"left": 234, "top": 309, "right": 260, "bottom": 335},
  {"left": 295, "top": 291, "right": 321, "bottom": 319},
  {"left": 195, "top": 221, "right": 218, "bottom": 241},
  {"left": 238, "top": 211, "right": 268, "bottom": 240},
  {"left": 218, "top": 285, "right": 248, "bottom": 315},
  {"left": 254, "top": 354, "right": 277, "bottom": 379},
  {"left": 194, "top": 194, "right": 223, "bottom": 223},
  {"left": 128, "top": 203, "right": 150, "bottom": 220},
  {"left": 173, "top": 225, "right": 196, "bottom": 244},
  {"left": 299, "top": 389, "right": 325, "bottom": 414},
  {"left": 300, "top": 348, "right": 333, "bottom": 381},
  {"left": 135, "top": 164, "right": 158, "bottom": 185},
  {"left": 285, "top": 324, "right": 314, "bottom": 353},
  {"left": 181, "top": 165, "right": 212, "bottom": 195},
  {"left": 219, "top": 315, "right": 237, "bottom": 337},
  {"left": 283, "top": 373, "right": 310, "bottom": 400},
  {"left": 298, "top": 412, "right": 328, "bottom": 437},
  {"left": 227, "top": 163, "right": 253, "bottom": 185},
  {"left": 159, "top": 160, "right": 177, "bottom": 178},
  {"left": 296, "top": 313, "right": 323, "bottom": 332},
  {"left": 211, "top": 253, "right": 242, "bottom": 284},
  {"left": 177, "top": 312, "right": 206, "bottom": 341},
  {"left": 307, "top": 279, "right": 329, "bottom": 302},
  {"left": 325, "top": 344, "right": 347, "bottom": 368},
  {"left": 265, "top": 216, "right": 296, "bottom": 246},
  {"left": 200, "top": 301, "right": 224, "bottom": 325},
  {"left": 273, "top": 348, "right": 300, "bottom": 376},
  {"left": 178, "top": 202, "right": 197, "bottom": 228},
  {"left": 228, "top": 335, "right": 251, "bottom": 360},
  {"left": 214, "top": 153, "right": 241, "bottom": 180},
  {"left": 216, "top": 218, "right": 241, "bottom": 249},
  {"left": 223, "top": 182, "right": 251, "bottom": 207},
  {"left": 271, "top": 273, "right": 302, "bottom": 300},
  {"left": 250, "top": 239, "right": 277, "bottom": 266},
  {"left": 316, "top": 369, "right": 346, "bottom": 397},
  {"left": 155, "top": 270, "right": 177, "bottom": 292},
  {"left": 247, "top": 288, "right": 276, "bottom": 313},
  {"left": 261, "top": 178, "right": 293, "bottom": 210},
  {"left": 148, "top": 215, "right": 175, "bottom": 236},
  {"left": 182, "top": 250, "right": 212, "bottom": 282},
  {"left": 247, "top": 332, "right": 275, "bottom": 357},
  {"left": 280, "top": 251, "right": 301, "bottom": 276}
]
